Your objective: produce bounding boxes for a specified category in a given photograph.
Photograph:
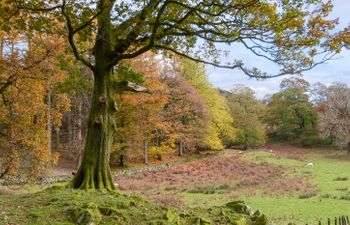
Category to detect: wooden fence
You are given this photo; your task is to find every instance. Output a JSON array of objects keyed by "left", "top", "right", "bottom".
[{"left": 304, "top": 216, "right": 350, "bottom": 225}]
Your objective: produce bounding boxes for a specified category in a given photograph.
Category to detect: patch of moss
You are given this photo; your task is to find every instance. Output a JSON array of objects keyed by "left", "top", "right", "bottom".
[{"left": 0, "top": 187, "right": 268, "bottom": 225}]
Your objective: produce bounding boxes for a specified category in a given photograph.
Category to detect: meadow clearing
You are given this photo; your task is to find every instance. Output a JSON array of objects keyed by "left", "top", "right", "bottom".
[{"left": 116, "top": 144, "right": 350, "bottom": 225}]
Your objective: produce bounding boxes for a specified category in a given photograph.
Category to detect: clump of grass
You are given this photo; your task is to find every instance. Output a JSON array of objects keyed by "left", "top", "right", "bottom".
[
  {"left": 339, "top": 194, "right": 350, "bottom": 200},
  {"left": 164, "top": 186, "right": 177, "bottom": 191},
  {"left": 320, "top": 193, "right": 331, "bottom": 199},
  {"left": 298, "top": 191, "right": 317, "bottom": 199},
  {"left": 335, "top": 187, "right": 348, "bottom": 191},
  {"left": 186, "top": 184, "right": 232, "bottom": 194},
  {"left": 217, "top": 184, "right": 231, "bottom": 190},
  {"left": 187, "top": 186, "right": 216, "bottom": 194},
  {"left": 333, "top": 177, "right": 348, "bottom": 181}
]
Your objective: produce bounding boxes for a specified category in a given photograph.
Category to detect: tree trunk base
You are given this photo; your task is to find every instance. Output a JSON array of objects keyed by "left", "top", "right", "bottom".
[{"left": 71, "top": 165, "right": 115, "bottom": 191}]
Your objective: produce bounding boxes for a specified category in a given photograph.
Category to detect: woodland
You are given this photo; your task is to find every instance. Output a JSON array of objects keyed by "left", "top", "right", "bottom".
[{"left": 0, "top": 0, "right": 350, "bottom": 224}]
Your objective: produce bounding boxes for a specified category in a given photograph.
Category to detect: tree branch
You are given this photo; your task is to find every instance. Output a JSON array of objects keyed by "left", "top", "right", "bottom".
[
  {"left": 154, "top": 44, "right": 338, "bottom": 78},
  {"left": 61, "top": 0, "right": 95, "bottom": 71}
]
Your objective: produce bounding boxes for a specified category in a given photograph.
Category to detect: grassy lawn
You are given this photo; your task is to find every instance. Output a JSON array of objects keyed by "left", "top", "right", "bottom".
[{"left": 244, "top": 150, "right": 350, "bottom": 224}]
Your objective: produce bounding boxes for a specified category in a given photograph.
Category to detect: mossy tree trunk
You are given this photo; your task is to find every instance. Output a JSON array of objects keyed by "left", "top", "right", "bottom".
[
  {"left": 72, "top": 0, "right": 117, "bottom": 190},
  {"left": 71, "top": 68, "right": 117, "bottom": 190}
]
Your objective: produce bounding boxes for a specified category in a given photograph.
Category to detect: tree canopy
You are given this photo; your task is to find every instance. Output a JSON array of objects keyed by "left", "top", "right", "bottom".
[{"left": 4, "top": 0, "right": 347, "bottom": 77}]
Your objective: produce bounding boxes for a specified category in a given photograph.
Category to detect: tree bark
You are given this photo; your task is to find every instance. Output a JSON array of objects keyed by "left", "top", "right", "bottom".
[
  {"left": 144, "top": 133, "right": 149, "bottom": 165},
  {"left": 71, "top": 0, "right": 117, "bottom": 190},
  {"left": 119, "top": 154, "right": 125, "bottom": 167},
  {"left": 55, "top": 128, "right": 60, "bottom": 150},
  {"left": 71, "top": 68, "right": 117, "bottom": 190},
  {"left": 67, "top": 110, "right": 73, "bottom": 160},
  {"left": 47, "top": 87, "right": 52, "bottom": 154},
  {"left": 77, "top": 94, "right": 83, "bottom": 169},
  {"left": 179, "top": 140, "right": 183, "bottom": 156},
  {"left": 0, "top": 36, "right": 3, "bottom": 61}
]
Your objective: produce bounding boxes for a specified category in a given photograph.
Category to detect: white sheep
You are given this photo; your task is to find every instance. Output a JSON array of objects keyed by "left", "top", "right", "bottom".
[{"left": 305, "top": 162, "right": 314, "bottom": 167}]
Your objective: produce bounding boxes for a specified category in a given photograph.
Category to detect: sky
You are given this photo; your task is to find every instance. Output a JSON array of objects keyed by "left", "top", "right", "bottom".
[{"left": 207, "top": 0, "right": 350, "bottom": 99}]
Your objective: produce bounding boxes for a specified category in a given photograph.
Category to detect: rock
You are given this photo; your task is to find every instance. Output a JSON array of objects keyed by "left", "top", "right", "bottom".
[
  {"left": 252, "top": 214, "right": 268, "bottom": 225},
  {"left": 68, "top": 203, "right": 102, "bottom": 225},
  {"left": 225, "top": 201, "right": 252, "bottom": 215}
]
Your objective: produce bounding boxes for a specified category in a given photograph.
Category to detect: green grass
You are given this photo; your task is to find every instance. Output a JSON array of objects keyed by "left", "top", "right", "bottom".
[
  {"left": 0, "top": 185, "right": 266, "bottom": 225},
  {"left": 243, "top": 150, "right": 350, "bottom": 224},
  {"left": 159, "top": 149, "right": 350, "bottom": 225}
]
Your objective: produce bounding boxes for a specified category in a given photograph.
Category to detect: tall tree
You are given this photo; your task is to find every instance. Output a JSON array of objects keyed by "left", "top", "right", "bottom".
[
  {"left": 0, "top": 32, "right": 69, "bottom": 178},
  {"left": 312, "top": 82, "right": 350, "bottom": 148},
  {"left": 265, "top": 77, "right": 318, "bottom": 144},
  {"left": 225, "top": 85, "right": 266, "bottom": 148},
  {"left": 180, "top": 59, "right": 234, "bottom": 149},
  {"left": 7, "top": 0, "right": 346, "bottom": 189},
  {"left": 114, "top": 52, "right": 168, "bottom": 165},
  {"left": 162, "top": 75, "right": 209, "bottom": 154}
]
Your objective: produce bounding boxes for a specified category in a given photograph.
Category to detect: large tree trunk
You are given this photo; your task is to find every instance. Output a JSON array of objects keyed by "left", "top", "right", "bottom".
[
  {"left": 71, "top": 68, "right": 117, "bottom": 190},
  {"left": 71, "top": 0, "right": 116, "bottom": 190}
]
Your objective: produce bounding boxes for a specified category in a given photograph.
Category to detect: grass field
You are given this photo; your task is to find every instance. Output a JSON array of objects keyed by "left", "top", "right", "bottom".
[
  {"left": 244, "top": 150, "right": 350, "bottom": 224},
  {"left": 1, "top": 144, "right": 350, "bottom": 224},
  {"left": 117, "top": 145, "right": 350, "bottom": 225}
]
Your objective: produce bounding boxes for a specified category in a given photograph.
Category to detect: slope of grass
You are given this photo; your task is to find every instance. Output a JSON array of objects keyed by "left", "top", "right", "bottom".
[{"left": 0, "top": 185, "right": 267, "bottom": 225}]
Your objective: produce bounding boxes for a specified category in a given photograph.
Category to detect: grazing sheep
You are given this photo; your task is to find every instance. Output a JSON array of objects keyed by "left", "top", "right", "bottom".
[
  {"left": 305, "top": 162, "right": 314, "bottom": 167},
  {"left": 269, "top": 149, "right": 273, "bottom": 153}
]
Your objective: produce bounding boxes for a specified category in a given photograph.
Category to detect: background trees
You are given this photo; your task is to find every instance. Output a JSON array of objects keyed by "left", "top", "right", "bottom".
[
  {"left": 162, "top": 75, "right": 209, "bottom": 155},
  {"left": 224, "top": 85, "right": 266, "bottom": 148},
  {"left": 312, "top": 83, "right": 350, "bottom": 148},
  {"left": 0, "top": 32, "right": 70, "bottom": 178},
  {"left": 264, "top": 77, "right": 318, "bottom": 145},
  {"left": 180, "top": 59, "right": 235, "bottom": 150},
  {"left": 114, "top": 53, "right": 168, "bottom": 165}
]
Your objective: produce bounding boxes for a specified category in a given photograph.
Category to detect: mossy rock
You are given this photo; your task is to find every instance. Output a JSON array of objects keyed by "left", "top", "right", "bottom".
[
  {"left": 252, "top": 214, "right": 268, "bottom": 225},
  {"left": 233, "top": 217, "right": 250, "bottom": 225},
  {"left": 69, "top": 203, "right": 102, "bottom": 225},
  {"left": 225, "top": 201, "right": 253, "bottom": 215}
]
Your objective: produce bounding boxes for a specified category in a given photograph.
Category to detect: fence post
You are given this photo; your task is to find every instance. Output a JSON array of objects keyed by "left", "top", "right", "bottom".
[
  {"left": 336, "top": 217, "right": 338, "bottom": 225},
  {"left": 346, "top": 216, "right": 350, "bottom": 225},
  {"left": 328, "top": 218, "right": 331, "bottom": 225}
]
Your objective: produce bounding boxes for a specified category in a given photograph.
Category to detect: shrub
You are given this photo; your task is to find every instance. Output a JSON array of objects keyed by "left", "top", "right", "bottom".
[{"left": 298, "top": 191, "right": 317, "bottom": 199}]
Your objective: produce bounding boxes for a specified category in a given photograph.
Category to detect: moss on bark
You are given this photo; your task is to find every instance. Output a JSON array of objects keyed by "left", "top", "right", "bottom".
[{"left": 71, "top": 67, "right": 117, "bottom": 191}]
